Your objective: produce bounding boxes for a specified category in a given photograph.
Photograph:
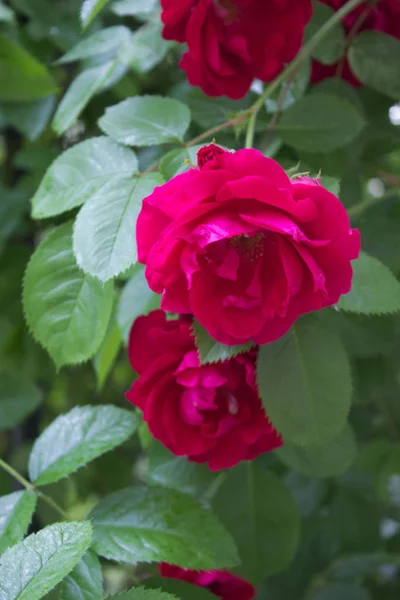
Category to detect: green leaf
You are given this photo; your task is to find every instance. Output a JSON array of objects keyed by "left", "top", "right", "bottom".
[
  {"left": 93, "top": 316, "right": 122, "bottom": 390},
  {"left": 0, "top": 491, "right": 37, "bottom": 554},
  {"left": 0, "top": 96, "right": 55, "bottom": 141},
  {"left": 52, "top": 61, "right": 124, "bottom": 135},
  {"left": 213, "top": 464, "right": 301, "bottom": 583},
  {"left": 310, "top": 583, "right": 371, "bottom": 600},
  {"left": 276, "top": 93, "right": 365, "bottom": 153},
  {"left": 60, "top": 551, "right": 103, "bottom": 600},
  {"left": 28, "top": 405, "right": 139, "bottom": 486},
  {"left": 119, "top": 21, "right": 173, "bottom": 73},
  {"left": 0, "top": 521, "right": 92, "bottom": 600},
  {"left": 0, "top": 371, "right": 42, "bottom": 430},
  {"left": 257, "top": 317, "right": 352, "bottom": 446},
  {"left": 349, "top": 31, "right": 400, "bottom": 100},
  {"left": 74, "top": 173, "right": 162, "bottom": 281},
  {"left": 192, "top": 320, "right": 253, "bottom": 365},
  {"left": 145, "top": 580, "right": 214, "bottom": 600},
  {"left": 159, "top": 145, "right": 203, "bottom": 180},
  {"left": 91, "top": 485, "right": 239, "bottom": 569},
  {"left": 329, "top": 553, "right": 400, "bottom": 581},
  {"left": 23, "top": 223, "right": 114, "bottom": 368},
  {"left": 31, "top": 137, "right": 138, "bottom": 219},
  {"left": 0, "top": 2, "right": 14, "bottom": 22},
  {"left": 338, "top": 252, "right": 400, "bottom": 315},
  {"left": 304, "top": 1, "right": 345, "bottom": 65},
  {"left": 265, "top": 61, "right": 311, "bottom": 113},
  {"left": 277, "top": 424, "right": 357, "bottom": 478},
  {"left": 81, "top": 0, "right": 111, "bottom": 28},
  {"left": 107, "top": 588, "right": 177, "bottom": 600},
  {"left": 111, "top": 0, "right": 157, "bottom": 16},
  {"left": 0, "top": 34, "right": 57, "bottom": 102},
  {"left": 117, "top": 264, "right": 161, "bottom": 344},
  {"left": 99, "top": 96, "right": 191, "bottom": 146},
  {"left": 58, "top": 26, "right": 131, "bottom": 64}
]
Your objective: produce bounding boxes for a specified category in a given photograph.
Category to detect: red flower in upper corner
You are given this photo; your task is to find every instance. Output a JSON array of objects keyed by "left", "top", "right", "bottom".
[
  {"left": 126, "top": 310, "right": 281, "bottom": 471},
  {"left": 136, "top": 145, "right": 360, "bottom": 346},
  {"left": 160, "top": 0, "right": 313, "bottom": 99},
  {"left": 312, "top": 0, "right": 400, "bottom": 86},
  {"left": 159, "top": 563, "right": 256, "bottom": 600}
]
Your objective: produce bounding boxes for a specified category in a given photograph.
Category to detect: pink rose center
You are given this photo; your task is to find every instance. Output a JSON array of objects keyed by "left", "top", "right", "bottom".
[{"left": 228, "top": 232, "right": 265, "bottom": 262}]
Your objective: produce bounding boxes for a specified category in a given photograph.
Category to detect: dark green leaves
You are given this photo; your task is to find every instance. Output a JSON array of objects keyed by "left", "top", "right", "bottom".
[
  {"left": 108, "top": 589, "right": 178, "bottom": 600},
  {"left": 213, "top": 464, "right": 300, "bottom": 583},
  {"left": 349, "top": 32, "right": 400, "bottom": 100},
  {"left": 0, "top": 372, "right": 42, "bottom": 430},
  {"left": 257, "top": 317, "right": 352, "bottom": 446},
  {"left": 91, "top": 485, "right": 239, "bottom": 569},
  {"left": 192, "top": 320, "right": 253, "bottom": 365},
  {"left": 0, "top": 491, "right": 37, "bottom": 554},
  {"left": 60, "top": 551, "right": 103, "bottom": 600},
  {"left": 0, "top": 521, "right": 92, "bottom": 600},
  {"left": 99, "top": 96, "right": 191, "bottom": 146},
  {"left": 23, "top": 223, "right": 114, "bottom": 368},
  {"left": 338, "top": 252, "right": 400, "bottom": 315},
  {"left": 305, "top": 1, "right": 345, "bottom": 65},
  {"left": 28, "top": 405, "right": 139, "bottom": 486},
  {"left": 311, "top": 583, "right": 371, "bottom": 600},
  {"left": 277, "top": 93, "right": 365, "bottom": 153}
]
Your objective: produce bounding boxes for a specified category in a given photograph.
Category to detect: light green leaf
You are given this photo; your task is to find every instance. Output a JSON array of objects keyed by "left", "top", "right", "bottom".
[
  {"left": 28, "top": 405, "right": 139, "bottom": 486},
  {"left": 277, "top": 424, "right": 357, "bottom": 478},
  {"left": 91, "top": 485, "right": 239, "bottom": 569},
  {"left": 0, "top": 34, "right": 57, "bottom": 102},
  {"left": 81, "top": 0, "right": 111, "bottom": 28},
  {"left": 31, "top": 137, "right": 138, "bottom": 219},
  {"left": 159, "top": 145, "right": 203, "bottom": 180},
  {"left": 111, "top": 0, "right": 157, "bottom": 16},
  {"left": 0, "top": 96, "right": 55, "bottom": 141},
  {"left": 58, "top": 26, "right": 131, "bottom": 64},
  {"left": 213, "top": 464, "right": 300, "bottom": 583},
  {"left": 93, "top": 315, "right": 122, "bottom": 390},
  {"left": 119, "top": 21, "right": 172, "bottom": 73},
  {"left": 257, "top": 317, "right": 352, "bottom": 446},
  {"left": 143, "top": 580, "right": 214, "bottom": 600},
  {"left": 192, "top": 320, "right": 253, "bottom": 365},
  {"left": 0, "top": 371, "right": 42, "bottom": 430},
  {"left": 23, "top": 223, "right": 114, "bottom": 368},
  {"left": 265, "top": 60, "right": 311, "bottom": 113},
  {"left": 276, "top": 93, "right": 365, "bottom": 153},
  {"left": 52, "top": 61, "right": 124, "bottom": 135},
  {"left": 117, "top": 264, "right": 161, "bottom": 344},
  {"left": 305, "top": 1, "right": 345, "bottom": 65},
  {"left": 319, "top": 175, "right": 340, "bottom": 196},
  {"left": 60, "top": 551, "right": 103, "bottom": 600},
  {"left": 0, "top": 2, "right": 14, "bottom": 22},
  {"left": 0, "top": 521, "right": 92, "bottom": 600},
  {"left": 73, "top": 173, "right": 162, "bottom": 281},
  {"left": 0, "top": 491, "right": 37, "bottom": 554},
  {"left": 311, "top": 583, "right": 371, "bottom": 600},
  {"left": 108, "top": 588, "right": 177, "bottom": 600},
  {"left": 338, "top": 252, "right": 400, "bottom": 315},
  {"left": 99, "top": 96, "right": 191, "bottom": 146},
  {"left": 349, "top": 31, "right": 400, "bottom": 100}
]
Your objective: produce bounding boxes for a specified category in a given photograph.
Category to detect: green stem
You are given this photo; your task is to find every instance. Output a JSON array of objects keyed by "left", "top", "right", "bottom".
[
  {"left": 0, "top": 457, "right": 69, "bottom": 520},
  {"left": 245, "top": 111, "right": 257, "bottom": 149}
]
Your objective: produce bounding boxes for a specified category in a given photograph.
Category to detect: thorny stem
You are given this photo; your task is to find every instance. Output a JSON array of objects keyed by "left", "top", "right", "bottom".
[{"left": 0, "top": 457, "right": 69, "bottom": 520}]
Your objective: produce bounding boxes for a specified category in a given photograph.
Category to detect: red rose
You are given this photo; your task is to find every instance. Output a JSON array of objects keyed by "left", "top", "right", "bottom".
[
  {"left": 136, "top": 146, "right": 360, "bottom": 346},
  {"left": 312, "top": 0, "right": 400, "bottom": 86},
  {"left": 126, "top": 310, "right": 281, "bottom": 471},
  {"left": 160, "top": 0, "right": 312, "bottom": 99},
  {"left": 159, "top": 564, "right": 256, "bottom": 600}
]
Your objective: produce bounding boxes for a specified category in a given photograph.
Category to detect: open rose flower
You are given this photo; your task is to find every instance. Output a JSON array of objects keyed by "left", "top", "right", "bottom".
[
  {"left": 161, "top": 0, "right": 312, "bottom": 99},
  {"left": 126, "top": 310, "right": 281, "bottom": 470},
  {"left": 160, "top": 564, "right": 255, "bottom": 600},
  {"left": 312, "top": 0, "right": 400, "bottom": 86},
  {"left": 137, "top": 145, "right": 360, "bottom": 346}
]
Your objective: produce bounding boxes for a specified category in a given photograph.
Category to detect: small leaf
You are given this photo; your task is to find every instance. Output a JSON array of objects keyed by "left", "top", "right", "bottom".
[
  {"left": 58, "top": 26, "right": 131, "bottom": 64},
  {"left": 99, "top": 96, "right": 191, "bottom": 146},
  {"left": 93, "top": 316, "right": 122, "bottom": 390},
  {"left": 159, "top": 145, "right": 203, "bottom": 180},
  {"left": 111, "top": 0, "right": 157, "bottom": 16},
  {"left": 145, "top": 580, "right": 214, "bottom": 600},
  {"left": 31, "top": 136, "right": 138, "bottom": 219},
  {"left": 108, "top": 588, "right": 177, "bottom": 600},
  {"left": 0, "top": 491, "right": 37, "bottom": 554},
  {"left": 257, "top": 317, "right": 352, "bottom": 446},
  {"left": 73, "top": 173, "right": 162, "bottom": 281},
  {"left": 338, "top": 252, "right": 400, "bottom": 315},
  {"left": 0, "top": 2, "right": 14, "bottom": 23},
  {"left": 213, "top": 463, "right": 301, "bottom": 583},
  {"left": 0, "top": 371, "right": 42, "bottom": 430},
  {"left": 23, "top": 223, "right": 114, "bottom": 368},
  {"left": 192, "top": 320, "right": 253, "bottom": 365},
  {"left": 60, "top": 551, "right": 103, "bottom": 600},
  {"left": 304, "top": 1, "right": 345, "bottom": 65},
  {"left": 277, "top": 424, "right": 357, "bottom": 478},
  {"left": 277, "top": 93, "right": 365, "bottom": 153},
  {"left": 119, "top": 21, "right": 173, "bottom": 73},
  {"left": 29, "top": 405, "right": 139, "bottom": 486},
  {"left": 0, "top": 521, "right": 92, "bottom": 600},
  {"left": 349, "top": 31, "right": 400, "bottom": 100},
  {"left": 91, "top": 485, "right": 239, "bottom": 569},
  {"left": 117, "top": 264, "right": 161, "bottom": 344},
  {"left": 265, "top": 61, "right": 311, "bottom": 113},
  {"left": 81, "top": 0, "right": 111, "bottom": 28}
]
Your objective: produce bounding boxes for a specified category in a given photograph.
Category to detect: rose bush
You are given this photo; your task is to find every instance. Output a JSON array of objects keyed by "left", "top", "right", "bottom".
[
  {"left": 126, "top": 310, "right": 281, "bottom": 470},
  {"left": 161, "top": 0, "right": 313, "bottom": 98},
  {"left": 137, "top": 145, "right": 360, "bottom": 346}
]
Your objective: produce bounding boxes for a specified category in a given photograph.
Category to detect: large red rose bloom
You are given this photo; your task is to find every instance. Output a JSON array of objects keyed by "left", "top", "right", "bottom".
[
  {"left": 126, "top": 310, "right": 281, "bottom": 471},
  {"left": 312, "top": 0, "right": 400, "bottom": 86},
  {"left": 161, "top": 0, "right": 312, "bottom": 99},
  {"left": 136, "top": 145, "right": 360, "bottom": 346},
  {"left": 159, "top": 564, "right": 256, "bottom": 600}
]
